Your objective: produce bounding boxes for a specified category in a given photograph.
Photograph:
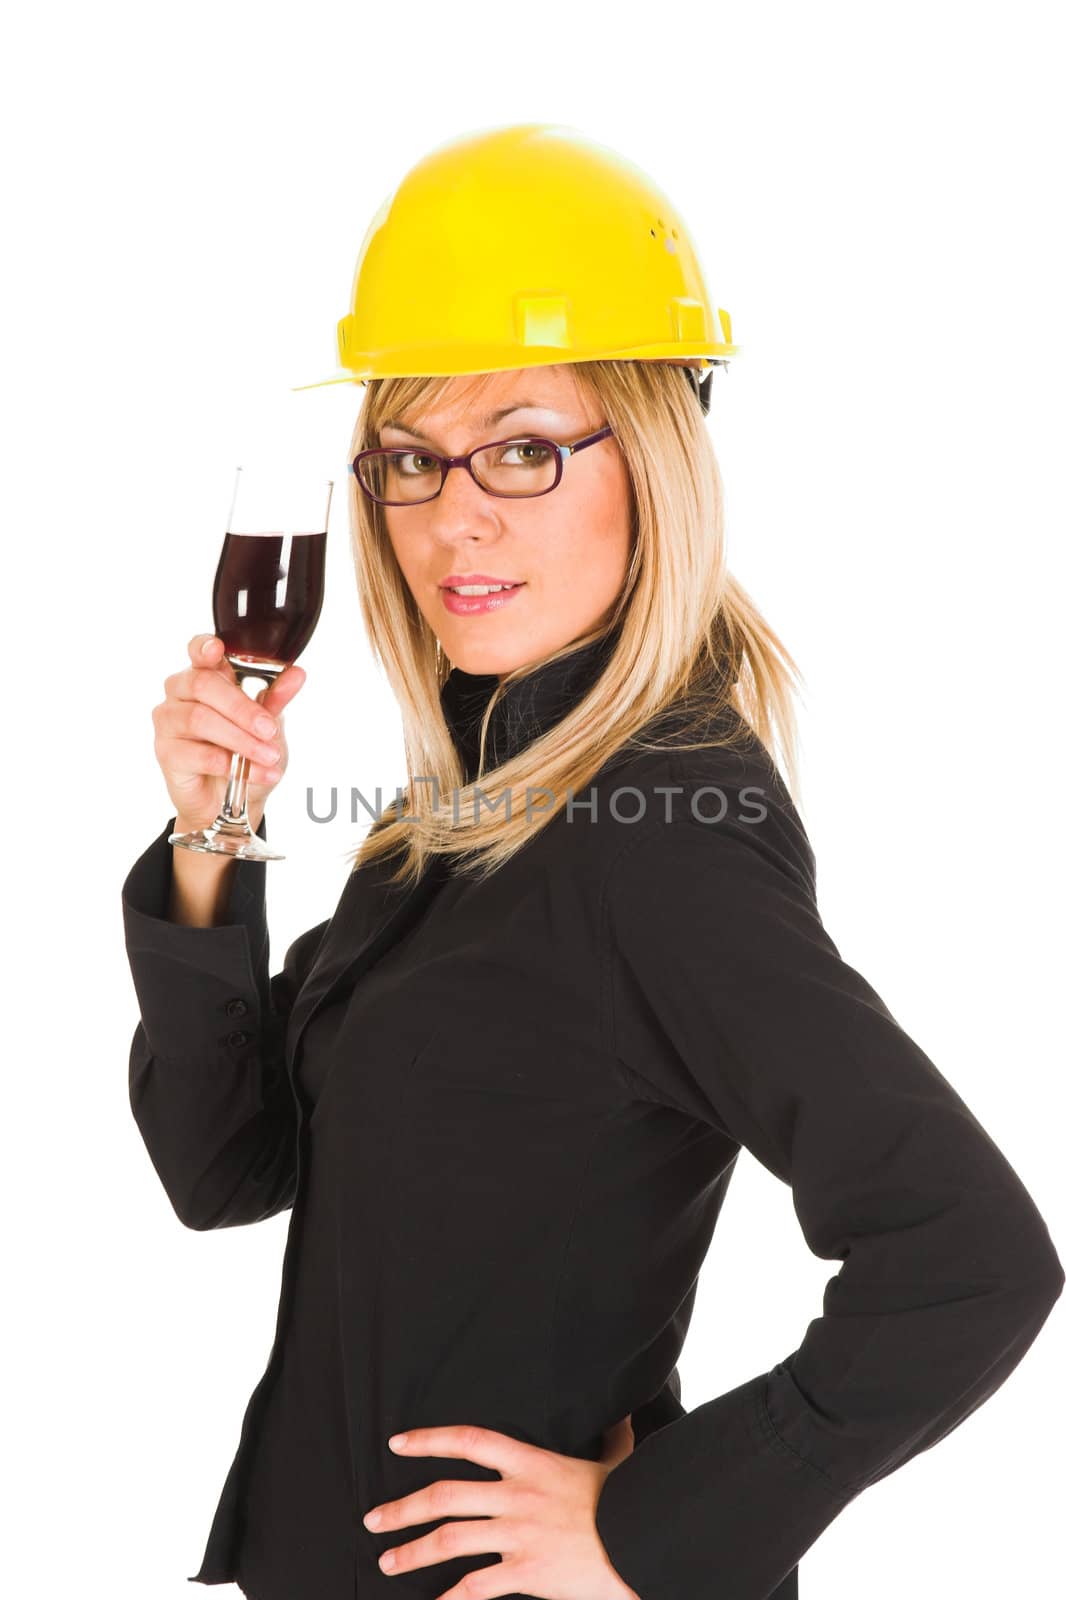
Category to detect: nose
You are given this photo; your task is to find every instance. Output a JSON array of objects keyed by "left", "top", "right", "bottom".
[{"left": 426, "top": 458, "right": 503, "bottom": 543}]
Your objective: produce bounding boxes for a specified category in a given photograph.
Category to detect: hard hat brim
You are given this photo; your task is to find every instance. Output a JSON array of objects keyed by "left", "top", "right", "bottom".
[{"left": 291, "top": 346, "right": 738, "bottom": 393}]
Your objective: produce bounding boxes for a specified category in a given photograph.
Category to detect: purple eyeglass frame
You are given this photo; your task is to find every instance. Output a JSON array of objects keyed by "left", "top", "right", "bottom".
[{"left": 347, "top": 424, "right": 614, "bottom": 505}]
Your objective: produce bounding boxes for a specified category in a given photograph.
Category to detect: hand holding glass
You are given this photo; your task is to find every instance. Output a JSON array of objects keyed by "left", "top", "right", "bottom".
[{"left": 169, "top": 466, "right": 332, "bottom": 861}]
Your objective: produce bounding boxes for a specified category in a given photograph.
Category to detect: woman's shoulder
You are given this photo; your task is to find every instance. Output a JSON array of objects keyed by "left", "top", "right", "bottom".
[
  {"left": 591, "top": 705, "right": 816, "bottom": 899},
  {"left": 598, "top": 699, "right": 794, "bottom": 816}
]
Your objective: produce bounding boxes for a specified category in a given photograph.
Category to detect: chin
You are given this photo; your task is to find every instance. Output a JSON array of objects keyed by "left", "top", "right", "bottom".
[{"left": 442, "top": 639, "right": 524, "bottom": 677}]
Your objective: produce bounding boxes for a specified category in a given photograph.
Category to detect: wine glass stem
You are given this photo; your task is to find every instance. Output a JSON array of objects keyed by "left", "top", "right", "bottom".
[
  {"left": 220, "top": 749, "right": 252, "bottom": 828},
  {"left": 214, "top": 667, "right": 278, "bottom": 831}
]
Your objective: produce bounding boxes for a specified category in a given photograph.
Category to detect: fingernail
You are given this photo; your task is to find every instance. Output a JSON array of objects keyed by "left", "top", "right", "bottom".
[
  {"left": 388, "top": 1433, "right": 407, "bottom": 1450},
  {"left": 255, "top": 714, "right": 277, "bottom": 736},
  {"left": 203, "top": 639, "right": 216, "bottom": 654}
]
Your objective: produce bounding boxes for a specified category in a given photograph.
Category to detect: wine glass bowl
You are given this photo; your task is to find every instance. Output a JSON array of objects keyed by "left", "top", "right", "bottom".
[
  {"left": 213, "top": 527, "right": 328, "bottom": 671},
  {"left": 169, "top": 466, "right": 333, "bottom": 862}
]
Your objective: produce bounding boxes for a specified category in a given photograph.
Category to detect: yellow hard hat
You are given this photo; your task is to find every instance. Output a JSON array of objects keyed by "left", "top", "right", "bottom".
[{"left": 293, "top": 122, "right": 738, "bottom": 412}]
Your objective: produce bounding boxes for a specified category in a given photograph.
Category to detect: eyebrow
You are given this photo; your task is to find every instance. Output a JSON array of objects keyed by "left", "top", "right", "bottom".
[{"left": 379, "top": 402, "right": 564, "bottom": 443}]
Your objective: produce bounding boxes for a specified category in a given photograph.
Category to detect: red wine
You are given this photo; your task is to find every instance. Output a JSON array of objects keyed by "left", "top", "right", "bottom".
[{"left": 212, "top": 531, "right": 326, "bottom": 667}]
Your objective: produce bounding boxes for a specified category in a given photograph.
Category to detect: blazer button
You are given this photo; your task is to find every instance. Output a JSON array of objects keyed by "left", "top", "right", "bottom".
[
  {"left": 225, "top": 998, "right": 249, "bottom": 1017},
  {"left": 226, "top": 1030, "right": 250, "bottom": 1048}
]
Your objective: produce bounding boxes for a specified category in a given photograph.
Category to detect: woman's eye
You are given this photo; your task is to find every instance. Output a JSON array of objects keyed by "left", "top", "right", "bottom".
[
  {"left": 395, "top": 452, "right": 437, "bottom": 475},
  {"left": 501, "top": 442, "right": 552, "bottom": 466}
]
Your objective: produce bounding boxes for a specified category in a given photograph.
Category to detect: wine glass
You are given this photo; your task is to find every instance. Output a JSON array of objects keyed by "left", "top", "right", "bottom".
[{"left": 169, "top": 465, "right": 333, "bottom": 862}]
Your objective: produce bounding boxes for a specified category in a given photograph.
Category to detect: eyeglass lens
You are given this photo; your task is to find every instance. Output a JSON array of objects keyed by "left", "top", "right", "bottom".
[{"left": 357, "top": 438, "right": 559, "bottom": 504}]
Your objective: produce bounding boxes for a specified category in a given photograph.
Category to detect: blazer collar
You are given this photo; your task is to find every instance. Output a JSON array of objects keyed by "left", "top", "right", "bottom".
[{"left": 440, "top": 626, "right": 621, "bottom": 780}]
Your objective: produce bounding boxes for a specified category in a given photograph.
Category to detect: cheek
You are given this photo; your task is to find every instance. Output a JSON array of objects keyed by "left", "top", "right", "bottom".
[
  {"left": 586, "top": 525, "right": 631, "bottom": 579},
  {"left": 535, "top": 479, "right": 631, "bottom": 594},
  {"left": 585, "top": 484, "right": 635, "bottom": 578}
]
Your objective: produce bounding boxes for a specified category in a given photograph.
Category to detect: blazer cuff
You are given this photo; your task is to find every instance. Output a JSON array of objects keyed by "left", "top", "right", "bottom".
[
  {"left": 595, "top": 1370, "right": 850, "bottom": 1600},
  {"left": 120, "top": 813, "right": 272, "bottom": 1061}
]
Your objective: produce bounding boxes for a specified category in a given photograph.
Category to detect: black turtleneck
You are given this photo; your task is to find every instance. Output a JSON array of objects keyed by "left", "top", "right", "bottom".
[
  {"left": 439, "top": 626, "right": 741, "bottom": 784},
  {"left": 439, "top": 627, "right": 621, "bottom": 781}
]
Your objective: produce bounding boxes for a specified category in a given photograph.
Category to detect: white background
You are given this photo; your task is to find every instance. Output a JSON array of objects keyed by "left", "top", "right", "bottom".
[{"left": 4, "top": 2, "right": 1063, "bottom": 1596}]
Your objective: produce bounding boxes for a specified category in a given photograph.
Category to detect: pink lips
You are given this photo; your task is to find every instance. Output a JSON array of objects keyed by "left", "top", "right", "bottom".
[
  {"left": 440, "top": 573, "right": 521, "bottom": 587},
  {"left": 439, "top": 576, "right": 526, "bottom": 616}
]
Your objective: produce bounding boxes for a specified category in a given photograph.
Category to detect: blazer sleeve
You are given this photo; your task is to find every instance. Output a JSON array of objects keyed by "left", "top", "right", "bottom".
[
  {"left": 627, "top": 1369, "right": 685, "bottom": 1446},
  {"left": 594, "top": 784, "right": 1064, "bottom": 1600},
  {"left": 629, "top": 1364, "right": 685, "bottom": 1445},
  {"left": 121, "top": 813, "right": 331, "bottom": 1231}
]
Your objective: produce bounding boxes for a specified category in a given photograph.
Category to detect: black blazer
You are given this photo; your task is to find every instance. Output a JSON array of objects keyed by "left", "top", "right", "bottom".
[{"left": 122, "top": 635, "right": 1063, "bottom": 1600}]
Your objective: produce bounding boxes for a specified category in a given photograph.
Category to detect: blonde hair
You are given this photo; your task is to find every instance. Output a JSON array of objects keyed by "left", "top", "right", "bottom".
[{"left": 344, "top": 359, "right": 804, "bottom": 886}]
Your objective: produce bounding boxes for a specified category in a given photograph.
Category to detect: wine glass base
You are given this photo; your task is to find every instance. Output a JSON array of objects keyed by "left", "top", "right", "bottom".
[{"left": 169, "top": 823, "right": 285, "bottom": 861}]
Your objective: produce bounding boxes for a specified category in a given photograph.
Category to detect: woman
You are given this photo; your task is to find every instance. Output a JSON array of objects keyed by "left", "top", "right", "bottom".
[{"left": 122, "top": 125, "right": 1063, "bottom": 1600}]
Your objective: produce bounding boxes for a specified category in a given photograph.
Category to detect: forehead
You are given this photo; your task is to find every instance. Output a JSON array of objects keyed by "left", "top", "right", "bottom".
[{"left": 382, "top": 365, "right": 587, "bottom": 435}]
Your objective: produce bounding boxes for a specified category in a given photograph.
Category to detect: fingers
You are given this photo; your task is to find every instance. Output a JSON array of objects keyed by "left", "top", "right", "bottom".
[
  {"left": 155, "top": 691, "right": 284, "bottom": 772},
  {"left": 156, "top": 734, "right": 283, "bottom": 789},
  {"left": 168, "top": 646, "right": 280, "bottom": 743},
  {"left": 259, "top": 661, "right": 307, "bottom": 715},
  {"left": 188, "top": 633, "right": 236, "bottom": 682},
  {"left": 185, "top": 633, "right": 307, "bottom": 717},
  {"left": 157, "top": 634, "right": 307, "bottom": 799}
]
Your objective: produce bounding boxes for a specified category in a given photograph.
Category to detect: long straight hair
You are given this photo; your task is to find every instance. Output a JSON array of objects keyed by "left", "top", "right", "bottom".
[{"left": 343, "top": 359, "right": 803, "bottom": 886}]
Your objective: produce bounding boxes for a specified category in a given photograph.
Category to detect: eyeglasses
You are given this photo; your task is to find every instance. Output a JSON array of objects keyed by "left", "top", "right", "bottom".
[{"left": 348, "top": 425, "right": 614, "bottom": 506}]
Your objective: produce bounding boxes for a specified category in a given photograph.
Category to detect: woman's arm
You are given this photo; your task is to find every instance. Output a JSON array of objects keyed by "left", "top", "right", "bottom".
[
  {"left": 121, "top": 812, "right": 330, "bottom": 1230},
  {"left": 163, "top": 813, "right": 244, "bottom": 928},
  {"left": 595, "top": 781, "right": 1064, "bottom": 1600}
]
